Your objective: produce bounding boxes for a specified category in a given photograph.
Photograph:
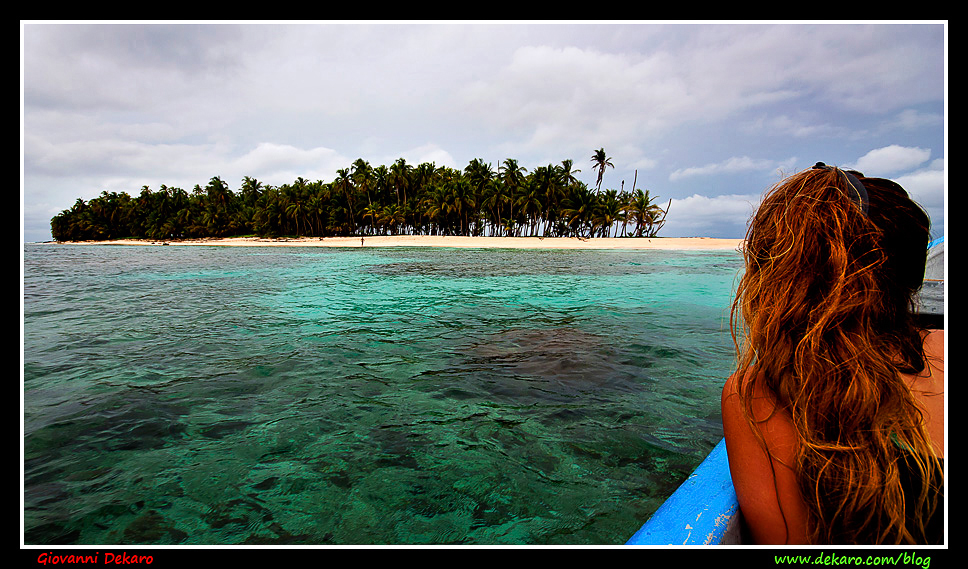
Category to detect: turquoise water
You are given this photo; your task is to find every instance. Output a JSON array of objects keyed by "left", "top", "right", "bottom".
[{"left": 23, "top": 242, "right": 743, "bottom": 545}]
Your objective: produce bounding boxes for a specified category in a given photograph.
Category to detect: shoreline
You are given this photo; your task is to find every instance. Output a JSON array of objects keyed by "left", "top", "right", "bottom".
[{"left": 51, "top": 235, "right": 745, "bottom": 251}]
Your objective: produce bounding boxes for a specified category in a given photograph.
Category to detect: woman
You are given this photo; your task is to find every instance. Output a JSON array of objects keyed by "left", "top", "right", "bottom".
[{"left": 721, "top": 163, "right": 944, "bottom": 544}]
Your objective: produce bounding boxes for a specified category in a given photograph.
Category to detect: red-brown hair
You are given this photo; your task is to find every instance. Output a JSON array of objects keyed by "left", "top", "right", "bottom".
[{"left": 731, "top": 165, "right": 940, "bottom": 543}]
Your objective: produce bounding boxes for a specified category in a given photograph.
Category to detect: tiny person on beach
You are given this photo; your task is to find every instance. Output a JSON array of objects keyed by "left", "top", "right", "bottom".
[{"left": 722, "top": 163, "right": 944, "bottom": 544}]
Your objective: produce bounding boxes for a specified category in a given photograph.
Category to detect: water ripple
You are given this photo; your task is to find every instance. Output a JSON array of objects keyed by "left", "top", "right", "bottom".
[{"left": 23, "top": 243, "right": 742, "bottom": 545}]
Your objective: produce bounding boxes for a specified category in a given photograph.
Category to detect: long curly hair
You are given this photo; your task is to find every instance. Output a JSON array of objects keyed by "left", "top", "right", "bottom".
[{"left": 731, "top": 165, "right": 940, "bottom": 544}]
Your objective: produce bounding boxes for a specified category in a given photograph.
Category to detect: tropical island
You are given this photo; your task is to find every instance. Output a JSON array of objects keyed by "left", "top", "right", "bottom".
[{"left": 50, "top": 150, "right": 679, "bottom": 244}]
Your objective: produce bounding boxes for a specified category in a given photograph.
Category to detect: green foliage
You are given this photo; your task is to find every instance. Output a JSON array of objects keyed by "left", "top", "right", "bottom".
[{"left": 50, "top": 152, "right": 671, "bottom": 242}]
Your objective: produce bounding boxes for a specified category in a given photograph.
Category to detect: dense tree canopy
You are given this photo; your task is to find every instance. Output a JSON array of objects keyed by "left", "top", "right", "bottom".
[{"left": 50, "top": 153, "right": 671, "bottom": 242}]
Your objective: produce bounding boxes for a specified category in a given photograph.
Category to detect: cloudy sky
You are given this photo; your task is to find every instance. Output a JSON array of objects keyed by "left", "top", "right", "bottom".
[{"left": 21, "top": 22, "right": 946, "bottom": 242}]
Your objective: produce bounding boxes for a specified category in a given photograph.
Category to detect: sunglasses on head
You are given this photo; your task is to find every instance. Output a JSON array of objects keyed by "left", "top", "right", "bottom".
[{"left": 812, "top": 162, "right": 869, "bottom": 216}]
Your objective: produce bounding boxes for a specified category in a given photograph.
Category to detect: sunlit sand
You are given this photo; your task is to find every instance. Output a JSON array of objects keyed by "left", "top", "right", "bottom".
[{"left": 65, "top": 235, "right": 744, "bottom": 251}]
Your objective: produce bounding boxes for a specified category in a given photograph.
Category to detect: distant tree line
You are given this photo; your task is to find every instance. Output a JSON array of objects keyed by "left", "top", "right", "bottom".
[{"left": 50, "top": 150, "right": 671, "bottom": 242}]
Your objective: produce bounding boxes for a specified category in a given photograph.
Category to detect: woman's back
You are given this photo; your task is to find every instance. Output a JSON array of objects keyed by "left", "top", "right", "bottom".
[{"left": 722, "top": 329, "right": 944, "bottom": 544}]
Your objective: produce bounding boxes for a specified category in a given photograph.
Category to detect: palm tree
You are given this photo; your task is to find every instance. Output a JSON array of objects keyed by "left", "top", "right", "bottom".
[
  {"left": 362, "top": 203, "right": 381, "bottom": 235},
  {"left": 423, "top": 184, "right": 454, "bottom": 235},
  {"left": 590, "top": 148, "right": 614, "bottom": 192},
  {"left": 480, "top": 180, "right": 507, "bottom": 236},
  {"left": 558, "top": 158, "right": 581, "bottom": 187},
  {"left": 561, "top": 183, "right": 598, "bottom": 238},
  {"left": 465, "top": 158, "right": 495, "bottom": 196},
  {"left": 372, "top": 165, "right": 391, "bottom": 209},
  {"left": 390, "top": 157, "right": 412, "bottom": 207},
  {"left": 258, "top": 187, "right": 284, "bottom": 237},
  {"left": 380, "top": 204, "right": 405, "bottom": 235},
  {"left": 204, "top": 176, "right": 234, "bottom": 236},
  {"left": 239, "top": 176, "right": 264, "bottom": 205},
  {"left": 307, "top": 186, "right": 329, "bottom": 236},
  {"left": 281, "top": 180, "right": 310, "bottom": 237},
  {"left": 499, "top": 158, "right": 528, "bottom": 236},
  {"left": 596, "top": 189, "right": 624, "bottom": 237},
  {"left": 285, "top": 198, "right": 307, "bottom": 236},
  {"left": 465, "top": 158, "right": 495, "bottom": 235},
  {"left": 449, "top": 177, "right": 476, "bottom": 236},
  {"left": 165, "top": 187, "right": 190, "bottom": 238},
  {"left": 51, "top": 152, "right": 672, "bottom": 242},
  {"left": 648, "top": 199, "right": 672, "bottom": 238},
  {"left": 351, "top": 159, "right": 376, "bottom": 234},
  {"left": 626, "top": 189, "right": 670, "bottom": 237},
  {"left": 333, "top": 168, "right": 356, "bottom": 234},
  {"left": 515, "top": 181, "right": 544, "bottom": 236}
]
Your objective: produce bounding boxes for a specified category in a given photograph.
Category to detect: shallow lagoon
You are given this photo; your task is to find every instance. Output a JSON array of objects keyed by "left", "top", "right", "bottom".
[{"left": 23, "top": 243, "right": 743, "bottom": 545}]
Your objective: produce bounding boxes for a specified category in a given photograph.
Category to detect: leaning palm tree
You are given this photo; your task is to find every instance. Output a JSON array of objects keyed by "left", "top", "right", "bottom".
[
  {"left": 626, "top": 189, "right": 671, "bottom": 237},
  {"left": 590, "top": 148, "right": 614, "bottom": 193}
]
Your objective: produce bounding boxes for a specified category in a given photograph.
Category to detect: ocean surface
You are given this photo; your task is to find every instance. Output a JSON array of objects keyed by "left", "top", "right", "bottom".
[{"left": 23, "top": 242, "right": 744, "bottom": 545}]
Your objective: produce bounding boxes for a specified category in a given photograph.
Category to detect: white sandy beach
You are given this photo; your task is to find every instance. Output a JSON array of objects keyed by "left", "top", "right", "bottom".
[{"left": 63, "top": 235, "right": 744, "bottom": 251}]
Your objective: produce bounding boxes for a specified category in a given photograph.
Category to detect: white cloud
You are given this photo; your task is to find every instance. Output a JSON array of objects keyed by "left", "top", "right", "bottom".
[
  {"left": 887, "top": 108, "right": 944, "bottom": 131},
  {"left": 741, "top": 114, "right": 848, "bottom": 139},
  {"left": 662, "top": 193, "right": 762, "bottom": 237},
  {"left": 893, "top": 158, "right": 946, "bottom": 237},
  {"left": 848, "top": 145, "right": 932, "bottom": 176},
  {"left": 388, "top": 143, "right": 459, "bottom": 171},
  {"left": 230, "top": 143, "right": 346, "bottom": 185},
  {"left": 668, "top": 156, "right": 795, "bottom": 181},
  {"left": 894, "top": 158, "right": 945, "bottom": 205}
]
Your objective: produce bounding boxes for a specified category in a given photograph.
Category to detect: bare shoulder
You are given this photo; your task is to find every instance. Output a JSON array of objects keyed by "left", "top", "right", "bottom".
[
  {"left": 721, "top": 369, "right": 795, "bottom": 449},
  {"left": 721, "top": 369, "right": 808, "bottom": 544}
]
